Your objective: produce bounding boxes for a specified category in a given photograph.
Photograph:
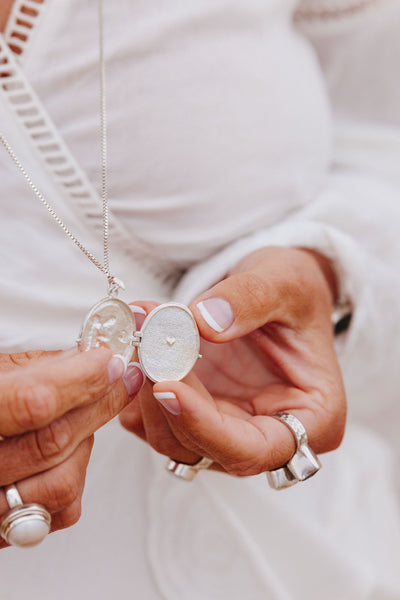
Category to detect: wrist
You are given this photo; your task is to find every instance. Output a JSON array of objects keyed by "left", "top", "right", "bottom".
[
  {"left": 297, "top": 248, "right": 338, "bottom": 305},
  {"left": 297, "top": 248, "right": 352, "bottom": 333}
]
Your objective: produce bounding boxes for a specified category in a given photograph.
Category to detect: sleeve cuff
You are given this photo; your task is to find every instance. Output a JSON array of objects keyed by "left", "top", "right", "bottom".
[{"left": 174, "top": 220, "right": 365, "bottom": 315}]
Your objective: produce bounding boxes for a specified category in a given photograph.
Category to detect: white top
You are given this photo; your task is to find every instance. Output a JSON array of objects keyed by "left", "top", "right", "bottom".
[{"left": 1, "top": 1, "right": 400, "bottom": 598}]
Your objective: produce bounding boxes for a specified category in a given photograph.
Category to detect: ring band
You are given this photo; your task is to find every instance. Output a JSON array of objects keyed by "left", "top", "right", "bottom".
[
  {"left": 166, "top": 456, "right": 213, "bottom": 482},
  {"left": 5, "top": 484, "right": 24, "bottom": 509},
  {"left": 266, "top": 412, "right": 321, "bottom": 490}
]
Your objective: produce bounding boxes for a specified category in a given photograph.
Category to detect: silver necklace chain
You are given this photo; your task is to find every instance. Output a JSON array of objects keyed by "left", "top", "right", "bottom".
[
  {"left": 0, "top": 0, "right": 121, "bottom": 296},
  {"left": 98, "top": 0, "right": 110, "bottom": 279}
]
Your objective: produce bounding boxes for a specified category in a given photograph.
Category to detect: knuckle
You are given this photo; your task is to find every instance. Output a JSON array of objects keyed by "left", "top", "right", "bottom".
[
  {"left": 309, "top": 386, "right": 347, "bottom": 454},
  {"left": 57, "top": 501, "right": 82, "bottom": 530},
  {"left": 12, "top": 381, "right": 57, "bottom": 431},
  {"left": 150, "top": 434, "right": 178, "bottom": 457},
  {"left": 266, "top": 443, "right": 291, "bottom": 473},
  {"left": 119, "top": 411, "right": 142, "bottom": 435},
  {"left": 106, "top": 388, "right": 127, "bottom": 420},
  {"left": 224, "top": 457, "right": 264, "bottom": 478},
  {"left": 282, "top": 278, "right": 311, "bottom": 321},
  {"left": 239, "top": 273, "right": 268, "bottom": 310},
  {"left": 42, "top": 468, "right": 81, "bottom": 510},
  {"left": 80, "top": 363, "right": 110, "bottom": 404},
  {"left": 32, "top": 418, "right": 73, "bottom": 464},
  {"left": 86, "top": 434, "right": 95, "bottom": 453},
  {"left": 7, "top": 350, "right": 47, "bottom": 368},
  {"left": 324, "top": 407, "right": 346, "bottom": 452}
]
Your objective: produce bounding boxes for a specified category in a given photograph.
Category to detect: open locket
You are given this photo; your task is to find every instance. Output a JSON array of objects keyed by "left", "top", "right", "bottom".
[{"left": 78, "top": 300, "right": 200, "bottom": 382}]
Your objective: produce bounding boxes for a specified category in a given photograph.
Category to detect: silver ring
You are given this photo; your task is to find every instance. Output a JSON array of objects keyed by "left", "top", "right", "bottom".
[
  {"left": 266, "top": 412, "right": 321, "bottom": 490},
  {"left": 0, "top": 436, "right": 51, "bottom": 547},
  {"left": 0, "top": 484, "right": 51, "bottom": 548},
  {"left": 166, "top": 456, "right": 213, "bottom": 482}
]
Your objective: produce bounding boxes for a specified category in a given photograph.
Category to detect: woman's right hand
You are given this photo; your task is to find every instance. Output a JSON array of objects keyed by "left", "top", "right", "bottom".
[{"left": 0, "top": 347, "right": 143, "bottom": 548}]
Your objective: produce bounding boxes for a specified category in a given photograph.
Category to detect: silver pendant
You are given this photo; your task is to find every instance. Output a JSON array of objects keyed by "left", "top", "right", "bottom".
[
  {"left": 78, "top": 300, "right": 200, "bottom": 383},
  {"left": 79, "top": 297, "right": 136, "bottom": 367},
  {"left": 138, "top": 303, "right": 200, "bottom": 382}
]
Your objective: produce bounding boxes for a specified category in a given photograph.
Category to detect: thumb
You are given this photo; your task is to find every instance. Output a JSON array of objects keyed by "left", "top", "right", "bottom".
[
  {"left": 189, "top": 247, "right": 330, "bottom": 343},
  {"left": 189, "top": 270, "right": 283, "bottom": 343}
]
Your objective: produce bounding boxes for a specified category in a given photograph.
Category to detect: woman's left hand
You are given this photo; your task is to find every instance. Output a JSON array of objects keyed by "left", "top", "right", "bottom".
[{"left": 120, "top": 246, "right": 347, "bottom": 476}]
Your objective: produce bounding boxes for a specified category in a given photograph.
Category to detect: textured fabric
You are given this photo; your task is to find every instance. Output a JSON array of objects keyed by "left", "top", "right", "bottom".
[{"left": 0, "top": 1, "right": 400, "bottom": 598}]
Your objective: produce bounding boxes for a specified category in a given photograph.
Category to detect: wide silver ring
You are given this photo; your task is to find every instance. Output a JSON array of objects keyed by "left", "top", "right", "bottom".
[
  {"left": 0, "top": 435, "right": 51, "bottom": 547},
  {"left": 266, "top": 412, "right": 321, "bottom": 490},
  {"left": 166, "top": 456, "right": 213, "bottom": 482}
]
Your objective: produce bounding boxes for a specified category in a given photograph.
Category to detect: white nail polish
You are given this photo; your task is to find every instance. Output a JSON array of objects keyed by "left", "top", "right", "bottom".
[
  {"left": 154, "top": 391, "right": 181, "bottom": 415},
  {"left": 129, "top": 305, "right": 147, "bottom": 315},
  {"left": 154, "top": 392, "right": 177, "bottom": 401},
  {"left": 108, "top": 354, "right": 127, "bottom": 384},
  {"left": 114, "top": 354, "right": 128, "bottom": 373},
  {"left": 197, "top": 301, "right": 224, "bottom": 332}
]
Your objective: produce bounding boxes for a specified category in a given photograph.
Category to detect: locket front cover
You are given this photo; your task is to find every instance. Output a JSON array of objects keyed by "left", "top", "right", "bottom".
[{"left": 79, "top": 297, "right": 136, "bottom": 366}]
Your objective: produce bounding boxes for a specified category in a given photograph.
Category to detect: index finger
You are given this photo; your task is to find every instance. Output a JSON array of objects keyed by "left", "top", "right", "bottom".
[
  {"left": 152, "top": 379, "right": 344, "bottom": 476},
  {"left": 0, "top": 347, "right": 123, "bottom": 437}
]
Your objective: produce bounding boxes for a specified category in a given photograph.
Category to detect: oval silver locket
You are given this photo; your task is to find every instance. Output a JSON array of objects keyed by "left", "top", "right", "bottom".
[{"left": 79, "top": 300, "right": 200, "bottom": 382}]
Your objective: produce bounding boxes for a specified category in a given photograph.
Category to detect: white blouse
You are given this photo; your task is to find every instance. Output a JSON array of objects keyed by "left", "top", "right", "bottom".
[{"left": 0, "top": 1, "right": 400, "bottom": 599}]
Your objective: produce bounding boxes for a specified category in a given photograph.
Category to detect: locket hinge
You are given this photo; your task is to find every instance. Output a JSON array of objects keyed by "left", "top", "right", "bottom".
[{"left": 130, "top": 331, "right": 143, "bottom": 347}]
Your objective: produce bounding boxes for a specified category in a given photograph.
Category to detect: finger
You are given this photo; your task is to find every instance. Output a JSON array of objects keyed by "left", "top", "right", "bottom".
[
  {"left": 0, "top": 499, "right": 85, "bottom": 549},
  {"left": 0, "top": 349, "right": 62, "bottom": 372},
  {"left": 0, "top": 365, "right": 144, "bottom": 484},
  {"left": 120, "top": 371, "right": 208, "bottom": 464},
  {"left": 128, "top": 301, "right": 159, "bottom": 331},
  {"left": 137, "top": 377, "right": 201, "bottom": 464},
  {"left": 49, "top": 495, "right": 83, "bottom": 535},
  {"left": 119, "top": 394, "right": 146, "bottom": 440},
  {"left": 119, "top": 363, "right": 148, "bottom": 439},
  {"left": 0, "top": 347, "right": 126, "bottom": 437},
  {"left": 189, "top": 247, "right": 334, "bottom": 343},
  {"left": 251, "top": 383, "right": 346, "bottom": 456},
  {"left": 0, "top": 437, "right": 93, "bottom": 525},
  {"left": 152, "top": 379, "right": 344, "bottom": 477},
  {"left": 0, "top": 485, "right": 84, "bottom": 548}
]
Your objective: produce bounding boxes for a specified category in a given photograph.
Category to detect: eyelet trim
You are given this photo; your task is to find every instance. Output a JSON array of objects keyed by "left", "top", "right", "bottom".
[
  {"left": 4, "top": 0, "right": 45, "bottom": 57},
  {"left": 0, "top": 37, "right": 180, "bottom": 282}
]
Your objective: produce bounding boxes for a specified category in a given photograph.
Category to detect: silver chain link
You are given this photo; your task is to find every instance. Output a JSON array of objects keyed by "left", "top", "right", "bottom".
[
  {"left": 0, "top": 0, "right": 120, "bottom": 294},
  {"left": 98, "top": 0, "right": 110, "bottom": 278}
]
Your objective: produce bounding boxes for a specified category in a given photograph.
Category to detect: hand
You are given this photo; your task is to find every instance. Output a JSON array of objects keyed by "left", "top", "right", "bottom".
[
  {"left": 120, "top": 246, "right": 346, "bottom": 477},
  {"left": 0, "top": 347, "right": 143, "bottom": 548}
]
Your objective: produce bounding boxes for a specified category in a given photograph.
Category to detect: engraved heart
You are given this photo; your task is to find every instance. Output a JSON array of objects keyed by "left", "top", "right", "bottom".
[{"left": 166, "top": 336, "right": 176, "bottom": 346}]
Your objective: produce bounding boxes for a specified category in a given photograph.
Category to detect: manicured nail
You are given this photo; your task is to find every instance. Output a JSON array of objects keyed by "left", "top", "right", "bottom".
[
  {"left": 154, "top": 391, "right": 181, "bottom": 415},
  {"left": 197, "top": 298, "right": 234, "bottom": 333},
  {"left": 129, "top": 305, "right": 147, "bottom": 315},
  {"left": 108, "top": 354, "right": 127, "bottom": 384},
  {"left": 123, "top": 362, "right": 145, "bottom": 396}
]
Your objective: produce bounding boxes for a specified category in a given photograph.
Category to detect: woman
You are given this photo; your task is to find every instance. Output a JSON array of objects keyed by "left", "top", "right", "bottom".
[{"left": 0, "top": 0, "right": 399, "bottom": 598}]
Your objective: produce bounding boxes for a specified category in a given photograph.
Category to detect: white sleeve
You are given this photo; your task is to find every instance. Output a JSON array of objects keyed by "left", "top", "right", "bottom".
[{"left": 174, "top": 3, "right": 400, "bottom": 437}]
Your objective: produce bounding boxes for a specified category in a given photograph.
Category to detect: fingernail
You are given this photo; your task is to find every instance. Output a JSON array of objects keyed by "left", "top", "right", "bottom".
[
  {"left": 123, "top": 362, "right": 145, "bottom": 397},
  {"left": 197, "top": 298, "right": 234, "bottom": 333},
  {"left": 108, "top": 354, "right": 127, "bottom": 384},
  {"left": 129, "top": 305, "right": 147, "bottom": 315},
  {"left": 154, "top": 391, "right": 181, "bottom": 415}
]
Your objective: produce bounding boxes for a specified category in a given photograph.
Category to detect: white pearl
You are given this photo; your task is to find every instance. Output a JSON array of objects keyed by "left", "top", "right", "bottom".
[{"left": 8, "top": 518, "right": 50, "bottom": 548}]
